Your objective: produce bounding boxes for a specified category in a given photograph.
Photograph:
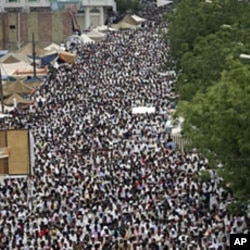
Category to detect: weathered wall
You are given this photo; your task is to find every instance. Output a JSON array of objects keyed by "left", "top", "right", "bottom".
[
  {"left": 52, "top": 12, "right": 63, "bottom": 44},
  {"left": 0, "top": 14, "right": 3, "bottom": 48},
  {"left": 0, "top": 129, "right": 30, "bottom": 175},
  {"left": 0, "top": 11, "right": 75, "bottom": 50}
]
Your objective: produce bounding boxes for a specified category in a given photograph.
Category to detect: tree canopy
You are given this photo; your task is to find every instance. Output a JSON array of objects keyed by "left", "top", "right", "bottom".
[
  {"left": 115, "top": 0, "right": 141, "bottom": 14},
  {"left": 165, "top": 0, "right": 250, "bottom": 204}
]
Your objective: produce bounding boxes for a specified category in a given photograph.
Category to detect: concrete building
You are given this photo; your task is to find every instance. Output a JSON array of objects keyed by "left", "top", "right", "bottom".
[
  {"left": 0, "top": 0, "right": 116, "bottom": 49},
  {"left": 0, "top": 0, "right": 116, "bottom": 29}
]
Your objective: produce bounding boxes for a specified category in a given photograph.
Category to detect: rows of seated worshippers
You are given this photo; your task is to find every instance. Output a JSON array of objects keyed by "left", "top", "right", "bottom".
[{"left": 0, "top": 3, "right": 248, "bottom": 250}]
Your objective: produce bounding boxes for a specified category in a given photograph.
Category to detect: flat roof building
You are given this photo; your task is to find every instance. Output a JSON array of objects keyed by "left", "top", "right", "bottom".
[{"left": 0, "top": 0, "right": 117, "bottom": 29}]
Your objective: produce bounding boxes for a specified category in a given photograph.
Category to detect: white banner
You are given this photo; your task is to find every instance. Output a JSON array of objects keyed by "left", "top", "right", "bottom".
[{"left": 132, "top": 106, "right": 155, "bottom": 114}]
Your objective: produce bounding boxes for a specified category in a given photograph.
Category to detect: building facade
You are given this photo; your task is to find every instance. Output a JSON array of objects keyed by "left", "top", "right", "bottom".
[
  {"left": 0, "top": 0, "right": 117, "bottom": 49},
  {"left": 0, "top": 0, "right": 116, "bottom": 28}
]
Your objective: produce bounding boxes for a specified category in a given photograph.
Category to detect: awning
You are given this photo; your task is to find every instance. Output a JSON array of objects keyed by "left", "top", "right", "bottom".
[
  {"left": 13, "top": 68, "right": 47, "bottom": 77},
  {"left": 41, "top": 53, "right": 58, "bottom": 66},
  {"left": 0, "top": 50, "right": 9, "bottom": 58},
  {"left": 58, "top": 51, "right": 77, "bottom": 64},
  {"left": 4, "top": 93, "right": 34, "bottom": 106}
]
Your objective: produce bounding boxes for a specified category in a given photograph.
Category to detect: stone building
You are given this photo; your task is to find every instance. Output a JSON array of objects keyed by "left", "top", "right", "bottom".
[{"left": 0, "top": 0, "right": 116, "bottom": 49}]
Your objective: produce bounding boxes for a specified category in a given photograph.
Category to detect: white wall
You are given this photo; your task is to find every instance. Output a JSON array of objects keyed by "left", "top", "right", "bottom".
[{"left": 157, "top": 0, "right": 173, "bottom": 7}]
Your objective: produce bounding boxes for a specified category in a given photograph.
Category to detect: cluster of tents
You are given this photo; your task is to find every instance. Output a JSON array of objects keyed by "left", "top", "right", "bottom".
[
  {"left": 1, "top": 78, "right": 43, "bottom": 109},
  {"left": 0, "top": 13, "right": 146, "bottom": 78},
  {"left": 81, "top": 14, "right": 146, "bottom": 42},
  {"left": 76, "top": 14, "right": 146, "bottom": 44},
  {"left": 0, "top": 14, "right": 146, "bottom": 108},
  {"left": 0, "top": 42, "right": 77, "bottom": 81},
  {"left": 38, "top": 14, "right": 146, "bottom": 66},
  {"left": 0, "top": 45, "right": 49, "bottom": 108},
  {"left": 111, "top": 14, "right": 145, "bottom": 30}
]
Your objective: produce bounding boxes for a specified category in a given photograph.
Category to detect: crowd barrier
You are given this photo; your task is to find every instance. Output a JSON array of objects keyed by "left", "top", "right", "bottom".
[{"left": 171, "top": 135, "right": 191, "bottom": 151}]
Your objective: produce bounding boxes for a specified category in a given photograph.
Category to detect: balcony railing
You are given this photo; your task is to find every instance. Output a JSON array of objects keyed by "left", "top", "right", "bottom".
[
  {"left": 1, "top": 0, "right": 116, "bottom": 11},
  {"left": 3, "top": 0, "right": 51, "bottom": 8},
  {"left": 82, "top": 0, "right": 116, "bottom": 7}
]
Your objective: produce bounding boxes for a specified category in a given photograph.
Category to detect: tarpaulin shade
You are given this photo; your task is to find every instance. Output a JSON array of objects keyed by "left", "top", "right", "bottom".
[
  {"left": 23, "top": 76, "right": 44, "bottom": 83},
  {"left": 23, "top": 77, "right": 43, "bottom": 88},
  {"left": 111, "top": 21, "right": 137, "bottom": 30},
  {"left": 131, "top": 15, "right": 146, "bottom": 23},
  {"left": 3, "top": 79, "right": 34, "bottom": 97},
  {"left": 4, "top": 93, "right": 34, "bottom": 106},
  {"left": 15, "top": 43, "right": 47, "bottom": 57},
  {"left": 41, "top": 53, "right": 58, "bottom": 66},
  {"left": 86, "top": 30, "right": 106, "bottom": 41},
  {"left": 121, "top": 15, "right": 139, "bottom": 26},
  {"left": 0, "top": 53, "right": 31, "bottom": 64},
  {"left": 58, "top": 51, "right": 77, "bottom": 64},
  {"left": 0, "top": 50, "right": 9, "bottom": 57},
  {"left": 44, "top": 43, "right": 63, "bottom": 53},
  {"left": 1, "top": 75, "right": 9, "bottom": 81},
  {"left": 13, "top": 68, "right": 47, "bottom": 76}
]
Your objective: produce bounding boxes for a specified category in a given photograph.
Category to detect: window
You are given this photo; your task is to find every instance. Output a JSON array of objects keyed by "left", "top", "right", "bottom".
[
  {"left": 7, "top": 0, "right": 19, "bottom": 3},
  {"left": 90, "top": 8, "right": 100, "bottom": 13},
  {"left": 9, "top": 25, "right": 16, "bottom": 29}
]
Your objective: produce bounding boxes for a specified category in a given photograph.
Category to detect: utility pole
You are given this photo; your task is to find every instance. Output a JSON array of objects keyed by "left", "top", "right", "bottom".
[
  {"left": 32, "top": 32, "right": 37, "bottom": 79},
  {"left": 0, "top": 67, "right": 4, "bottom": 113}
]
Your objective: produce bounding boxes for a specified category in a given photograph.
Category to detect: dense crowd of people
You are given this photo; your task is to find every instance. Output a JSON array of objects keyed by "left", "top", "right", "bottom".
[{"left": 0, "top": 2, "right": 248, "bottom": 250}]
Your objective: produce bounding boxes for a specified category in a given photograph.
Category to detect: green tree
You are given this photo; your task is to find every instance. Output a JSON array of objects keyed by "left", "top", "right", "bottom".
[
  {"left": 178, "top": 26, "right": 244, "bottom": 100},
  {"left": 165, "top": 0, "right": 250, "bottom": 209},
  {"left": 116, "top": 0, "right": 141, "bottom": 14},
  {"left": 165, "top": 0, "right": 250, "bottom": 67},
  {"left": 178, "top": 59, "right": 250, "bottom": 198}
]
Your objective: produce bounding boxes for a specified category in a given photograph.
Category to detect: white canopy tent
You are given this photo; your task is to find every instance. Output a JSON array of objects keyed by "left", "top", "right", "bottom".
[
  {"left": 111, "top": 21, "right": 137, "bottom": 30},
  {"left": 80, "top": 34, "right": 95, "bottom": 44},
  {"left": 94, "top": 25, "right": 117, "bottom": 32},
  {"left": 157, "top": 0, "right": 173, "bottom": 7},
  {"left": 166, "top": 116, "right": 184, "bottom": 136},
  {"left": 0, "top": 62, "right": 33, "bottom": 76},
  {"left": 0, "top": 52, "right": 31, "bottom": 64},
  {"left": 44, "top": 43, "right": 64, "bottom": 53},
  {"left": 86, "top": 30, "right": 106, "bottom": 42},
  {"left": 131, "top": 15, "right": 146, "bottom": 23}
]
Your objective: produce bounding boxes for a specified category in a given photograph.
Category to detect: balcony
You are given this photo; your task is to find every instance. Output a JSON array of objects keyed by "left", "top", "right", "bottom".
[
  {"left": 82, "top": 0, "right": 116, "bottom": 7},
  {"left": 2, "top": 0, "right": 51, "bottom": 9},
  {"left": 0, "top": 0, "right": 116, "bottom": 13}
]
